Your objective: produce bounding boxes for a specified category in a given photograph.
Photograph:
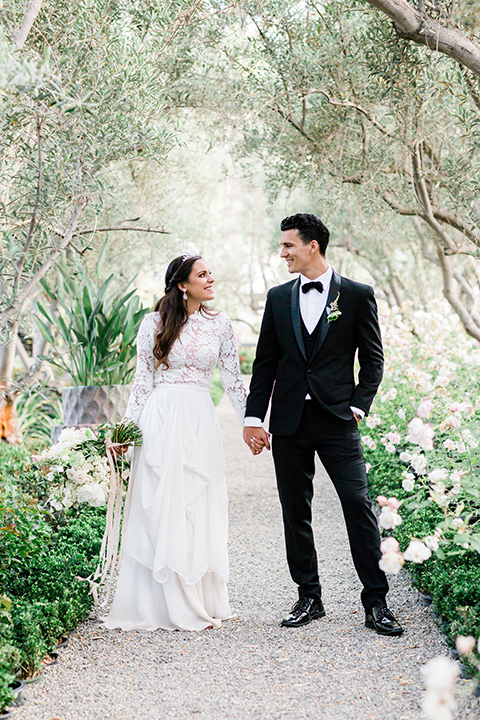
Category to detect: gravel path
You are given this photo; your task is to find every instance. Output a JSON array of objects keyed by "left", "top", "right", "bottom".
[{"left": 14, "top": 393, "right": 480, "bottom": 720}]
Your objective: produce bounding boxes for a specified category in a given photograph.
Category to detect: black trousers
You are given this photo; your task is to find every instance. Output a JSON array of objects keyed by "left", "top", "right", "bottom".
[{"left": 271, "top": 398, "right": 389, "bottom": 612}]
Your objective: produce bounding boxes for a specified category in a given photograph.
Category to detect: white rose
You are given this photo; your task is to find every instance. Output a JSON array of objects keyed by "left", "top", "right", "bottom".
[
  {"left": 455, "top": 636, "right": 475, "bottom": 656},
  {"left": 399, "top": 451, "right": 411, "bottom": 462},
  {"left": 411, "top": 454, "right": 427, "bottom": 475},
  {"left": 380, "top": 537, "right": 400, "bottom": 553},
  {"left": 76, "top": 482, "right": 108, "bottom": 507},
  {"left": 421, "top": 656, "right": 459, "bottom": 693},
  {"left": 402, "top": 476, "right": 415, "bottom": 492},
  {"left": 403, "top": 540, "right": 432, "bottom": 563},
  {"left": 379, "top": 551, "right": 404, "bottom": 575},
  {"left": 417, "top": 399, "right": 433, "bottom": 419},
  {"left": 427, "top": 468, "right": 448, "bottom": 482},
  {"left": 362, "top": 435, "right": 377, "bottom": 451},
  {"left": 378, "top": 507, "right": 403, "bottom": 530},
  {"left": 424, "top": 535, "right": 439, "bottom": 552}
]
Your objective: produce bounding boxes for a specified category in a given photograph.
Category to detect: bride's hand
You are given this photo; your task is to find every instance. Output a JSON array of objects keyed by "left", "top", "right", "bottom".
[{"left": 111, "top": 444, "right": 130, "bottom": 457}]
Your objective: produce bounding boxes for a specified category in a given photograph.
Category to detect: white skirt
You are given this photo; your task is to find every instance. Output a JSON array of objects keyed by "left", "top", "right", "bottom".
[{"left": 103, "top": 385, "right": 232, "bottom": 631}]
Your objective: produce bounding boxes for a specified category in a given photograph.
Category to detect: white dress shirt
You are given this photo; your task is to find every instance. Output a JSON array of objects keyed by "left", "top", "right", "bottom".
[{"left": 245, "top": 266, "right": 364, "bottom": 426}]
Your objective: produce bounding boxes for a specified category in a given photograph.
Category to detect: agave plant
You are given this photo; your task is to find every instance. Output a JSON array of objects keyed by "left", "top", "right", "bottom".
[{"left": 35, "top": 248, "right": 149, "bottom": 386}]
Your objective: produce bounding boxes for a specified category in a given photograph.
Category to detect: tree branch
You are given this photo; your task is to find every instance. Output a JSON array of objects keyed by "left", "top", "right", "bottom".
[
  {"left": 15, "top": 0, "right": 43, "bottom": 50},
  {"left": 51, "top": 223, "right": 170, "bottom": 238},
  {"left": 0, "top": 199, "right": 88, "bottom": 327},
  {"left": 436, "top": 246, "right": 480, "bottom": 340},
  {"left": 362, "top": 0, "right": 480, "bottom": 78},
  {"left": 13, "top": 115, "right": 43, "bottom": 297}
]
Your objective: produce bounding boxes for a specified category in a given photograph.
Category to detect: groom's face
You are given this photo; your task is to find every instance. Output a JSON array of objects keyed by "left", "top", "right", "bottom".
[{"left": 280, "top": 229, "right": 317, "bottom": 275}]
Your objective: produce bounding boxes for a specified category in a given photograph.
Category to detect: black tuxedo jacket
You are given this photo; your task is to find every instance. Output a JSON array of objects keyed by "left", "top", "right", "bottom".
[{"left": 245, "top": 271, "right": 384, "bottom": 436}]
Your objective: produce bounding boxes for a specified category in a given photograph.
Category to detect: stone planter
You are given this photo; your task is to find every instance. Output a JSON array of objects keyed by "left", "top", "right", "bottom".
[{"left": 51, "top": 384, "right": 132, "bottom": 443}]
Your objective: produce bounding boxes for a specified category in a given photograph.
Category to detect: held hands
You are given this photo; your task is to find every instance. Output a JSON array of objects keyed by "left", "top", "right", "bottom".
[{"left": 243, "top": 426, "right": 271, "bottom": 455}]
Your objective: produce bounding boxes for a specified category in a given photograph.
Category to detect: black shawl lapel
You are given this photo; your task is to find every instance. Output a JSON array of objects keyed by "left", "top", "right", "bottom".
[
  {"left": 310, "top": 271, "right": 342, "bottom": 360},
  {"left": 290, "top": 278, "right": 307, "bottom": 361}
]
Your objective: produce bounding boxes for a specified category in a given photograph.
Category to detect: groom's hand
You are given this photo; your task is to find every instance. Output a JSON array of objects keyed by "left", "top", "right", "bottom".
[{"left": 243, "top": 426, "right": 271, "bottom": 453}]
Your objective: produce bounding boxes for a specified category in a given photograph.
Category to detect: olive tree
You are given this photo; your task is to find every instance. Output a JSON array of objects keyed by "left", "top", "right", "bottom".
[{"left": 0, "top": 0, "right": 203, "bottom": 440}]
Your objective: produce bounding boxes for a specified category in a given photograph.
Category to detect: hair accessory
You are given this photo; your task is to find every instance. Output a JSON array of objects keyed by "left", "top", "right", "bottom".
[{"left": 181, "top": 253, "right": 193, "bottom": 263}]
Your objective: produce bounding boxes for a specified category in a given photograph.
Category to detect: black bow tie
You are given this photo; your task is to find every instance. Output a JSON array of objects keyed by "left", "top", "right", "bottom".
[{"left": 302, "top": 281, "right": 324, "bottom": 294}]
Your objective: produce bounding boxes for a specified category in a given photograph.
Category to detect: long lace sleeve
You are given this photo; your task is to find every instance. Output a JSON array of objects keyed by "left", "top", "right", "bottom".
[
  {"left": 124, "top": 314, "right": 156, "bottom": 424},
  {"left": 218, "top": 315, "right": 247, "bottom": 423}
]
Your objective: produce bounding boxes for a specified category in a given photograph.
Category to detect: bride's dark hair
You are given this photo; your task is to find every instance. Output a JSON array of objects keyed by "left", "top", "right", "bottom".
[{"left": 153, "top": 255, "right": 207, "bottom": 369}]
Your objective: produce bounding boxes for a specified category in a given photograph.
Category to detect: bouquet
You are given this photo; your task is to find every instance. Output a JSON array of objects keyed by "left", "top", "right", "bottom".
[{"left": 33, "top": 420, "right": 142, "bottom": 512}]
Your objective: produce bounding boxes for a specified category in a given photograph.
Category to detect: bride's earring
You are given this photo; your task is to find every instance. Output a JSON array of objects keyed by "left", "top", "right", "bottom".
[{"left": 182, "top": 289, "right": 188, "bottom": 301}]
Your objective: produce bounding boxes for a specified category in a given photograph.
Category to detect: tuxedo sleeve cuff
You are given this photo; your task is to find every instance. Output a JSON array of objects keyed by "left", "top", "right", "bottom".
[
  {"left": 244, "top": 416, "right": 263, "bottom": 427},
  {"left": 350, "top": 406, "right": 365, "bottom": 419}
]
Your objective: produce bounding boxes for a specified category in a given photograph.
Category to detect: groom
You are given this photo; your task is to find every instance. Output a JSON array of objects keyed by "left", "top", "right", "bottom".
[{"left": 243, "top": 213, "right": 402, "bottom": 636}]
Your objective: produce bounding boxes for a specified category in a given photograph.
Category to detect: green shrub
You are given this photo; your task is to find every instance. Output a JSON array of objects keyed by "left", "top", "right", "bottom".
[
  {"left": 0, "top": 441, "right": 105, "bottom": 678},
  {"left": 0, "top": 596, "right": 18, "bottom": 712}
]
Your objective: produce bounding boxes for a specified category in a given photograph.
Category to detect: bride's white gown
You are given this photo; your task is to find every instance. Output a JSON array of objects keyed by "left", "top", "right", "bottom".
[{"left": 103, "top": 310, "right": 247, "bottom": 631}]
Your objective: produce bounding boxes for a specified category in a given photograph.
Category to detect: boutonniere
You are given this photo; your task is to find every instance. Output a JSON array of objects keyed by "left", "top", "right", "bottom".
[{"left": 326, "top": 292, "right": 342, "bottom": 323}]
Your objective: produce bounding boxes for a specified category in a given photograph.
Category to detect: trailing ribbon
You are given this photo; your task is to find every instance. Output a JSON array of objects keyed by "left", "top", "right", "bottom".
[{"left": 81, "top": 440, "right": 135, "bottom": 608}]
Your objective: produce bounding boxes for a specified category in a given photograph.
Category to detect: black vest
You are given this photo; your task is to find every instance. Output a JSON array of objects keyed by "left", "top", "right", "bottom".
[{"left": 300, "top": 315, "right": 322, "bottom": 362}]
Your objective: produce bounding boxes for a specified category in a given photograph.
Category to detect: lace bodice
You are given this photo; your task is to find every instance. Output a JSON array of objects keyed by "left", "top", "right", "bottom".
[{"left": 124, "top": 311, "right": 247, "bottom": 424}]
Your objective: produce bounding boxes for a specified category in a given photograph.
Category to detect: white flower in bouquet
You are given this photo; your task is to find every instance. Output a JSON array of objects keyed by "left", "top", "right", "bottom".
[
  {"left": 451, "top": 517, "right": 465, "bottom": 530},
  {"left": 66, "top": 468, "right": 92, "bottom": 485},
  {"left": 403, "top": 540, "right": 432, "bottom": 563},
  {"left": 76, "top": 482, "right": 109, "bottom": 507},
  {"left": 455, "top": 440, "right": 466, "bottom": 453},
  {"left": 443, "top": 439, "right": 456, "bottom": 451},
  {"left": 56, "top": 427, "right": 95, "bottom": 450},
  {"left": 59, "top": 483, "right": 77, "bottom": 509}
]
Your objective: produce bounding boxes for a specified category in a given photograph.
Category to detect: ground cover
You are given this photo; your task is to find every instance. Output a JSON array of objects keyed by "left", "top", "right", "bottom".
[
  {"left": 360, "top": 305, "right": 480, "bottom": 682},
  {"left": 0, "top": 442, "right": 105, "bottom": 712}
]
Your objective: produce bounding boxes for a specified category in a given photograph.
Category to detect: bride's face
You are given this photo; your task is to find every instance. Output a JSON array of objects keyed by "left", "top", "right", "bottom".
[{"left": 181, "top": 259, "right": 215, "bottom": 303}]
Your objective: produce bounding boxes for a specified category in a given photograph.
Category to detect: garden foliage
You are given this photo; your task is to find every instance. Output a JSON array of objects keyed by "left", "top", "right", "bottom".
[
  {"left": 0, "top": 443, "right": 104, "bottom": 710},
  {"left": 361, "top": 305, "right": 480, "bottom": 677}
]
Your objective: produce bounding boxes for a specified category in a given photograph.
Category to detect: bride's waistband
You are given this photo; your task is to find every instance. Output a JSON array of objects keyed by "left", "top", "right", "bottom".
[{"left": 153, "top": 383, "right": 210, "bottom": 393}]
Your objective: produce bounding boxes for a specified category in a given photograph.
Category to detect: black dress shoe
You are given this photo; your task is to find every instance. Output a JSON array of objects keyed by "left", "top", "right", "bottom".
[
  {"left": 281, "top": 598, "right": 326, "bottom": 627},
  {"left": 365, "top": 605, "right": 403, "bottom": 636}
]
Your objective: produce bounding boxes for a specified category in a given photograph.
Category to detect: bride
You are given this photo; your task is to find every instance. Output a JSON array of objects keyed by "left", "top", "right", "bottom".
[{"left": 104, "top": 254, "right": 248, "bottom": 631}]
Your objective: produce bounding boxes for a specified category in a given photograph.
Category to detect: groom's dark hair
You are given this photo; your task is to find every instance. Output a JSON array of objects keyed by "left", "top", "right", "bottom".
[{"left": 281, "top": 214, "right": 330, "bottom": 256}]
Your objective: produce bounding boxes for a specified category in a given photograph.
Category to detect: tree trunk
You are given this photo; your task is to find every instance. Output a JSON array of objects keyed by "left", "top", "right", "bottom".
[
  {"left": 0, "top": 322, "right": 22, "bottom": 444},
  {"left": 363, "top": 0, "right": 480, "bottom": 78}
]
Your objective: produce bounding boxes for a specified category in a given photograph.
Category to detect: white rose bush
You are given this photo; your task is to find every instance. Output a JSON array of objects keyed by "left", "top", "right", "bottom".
[{"left": 360, "top": 305, "right": 480, "bottom": 687}]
